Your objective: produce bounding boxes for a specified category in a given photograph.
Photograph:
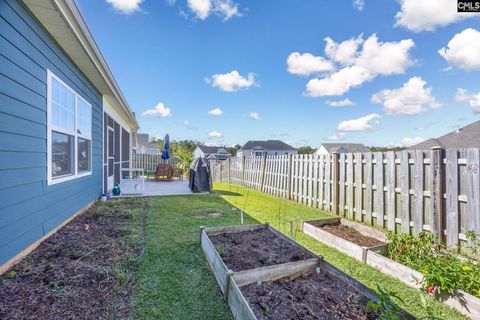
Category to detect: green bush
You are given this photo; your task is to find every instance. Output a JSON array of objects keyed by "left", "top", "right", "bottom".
[{"left": 386, "top": 231, "right": 480, "bottom": 297}]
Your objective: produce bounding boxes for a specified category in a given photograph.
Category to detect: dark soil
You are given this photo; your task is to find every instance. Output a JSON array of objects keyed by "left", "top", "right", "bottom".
[
  {"left": 242, "top": 270, "right": 379, "bottom": 320},
  {"left": 0, "top": 198, "right": 147, "bottom": 320},
  {"left": 210, "top": 228, "right": 315, "bottom": 272},
  {"left": 321, "top": 224, "right": 384, "bottom": 247}
]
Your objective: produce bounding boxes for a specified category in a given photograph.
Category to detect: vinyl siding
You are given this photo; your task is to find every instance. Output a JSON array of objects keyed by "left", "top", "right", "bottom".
[{"left": 0, "top": 0, "right": 103, "bottom": 265}]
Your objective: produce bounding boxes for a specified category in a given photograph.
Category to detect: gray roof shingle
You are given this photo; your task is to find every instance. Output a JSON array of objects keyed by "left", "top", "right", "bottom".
[
  {"left": 319, "top": 143, "right": 371, "bottom": 153},
  {"left": 408, "top": 120, "right": 480, "bottom": 150},
  {"left": 240, "top": 140, "right": 297, "bottom": 151}
]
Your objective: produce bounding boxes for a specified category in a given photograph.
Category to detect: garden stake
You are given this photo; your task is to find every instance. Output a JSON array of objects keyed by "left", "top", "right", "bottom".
[
  {"left": 290, "top": 220, "right": 294, "bottom": 239},
  {"left": 240, "top": 210, "right": 244, "bottom": 225}
]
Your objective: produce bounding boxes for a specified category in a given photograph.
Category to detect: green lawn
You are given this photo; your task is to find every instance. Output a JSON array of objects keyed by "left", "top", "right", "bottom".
[{"left": 130, "top": 183, "right": 466, "bottom": 319}]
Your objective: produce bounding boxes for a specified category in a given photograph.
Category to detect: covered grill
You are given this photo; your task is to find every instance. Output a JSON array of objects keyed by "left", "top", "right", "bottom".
[{"left": 189, "top": 158, "right": 212, "bottom": 193}]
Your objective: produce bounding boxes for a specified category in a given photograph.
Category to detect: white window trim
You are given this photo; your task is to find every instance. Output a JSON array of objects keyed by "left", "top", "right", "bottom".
[{"left": 47, "top": 70, "right": 92, "bottom": 185}]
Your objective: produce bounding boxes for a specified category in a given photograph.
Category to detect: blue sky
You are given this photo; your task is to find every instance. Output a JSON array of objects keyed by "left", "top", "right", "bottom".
[{"left": 76, "top": 0, "right": 480, "bottom": 148}]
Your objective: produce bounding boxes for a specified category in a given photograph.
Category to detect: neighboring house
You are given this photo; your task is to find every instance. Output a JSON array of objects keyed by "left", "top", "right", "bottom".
[
  {"left": 237, "top": 140, "right": 298, "bottom": 157},
  {"left": 315, "top": 143, "right": 371, "bottom": 155},
  {"left": 0, "top": 0, "right": 138, "bottom": 269},
  {"left": 137, "top": 133, "right": 160, "bottom": 155},
  {"left": 193, "top": 146, "right": 230, "bottom": 164},
  {"left": 408, "top": 120, "right": 480, "bottom": 150}
]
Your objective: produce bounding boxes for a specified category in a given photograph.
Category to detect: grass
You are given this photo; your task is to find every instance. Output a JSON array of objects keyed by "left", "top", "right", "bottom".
[
  {"left": 128, "top": 183, "right": 467, "bottom": 319},
  {"left": 131, "top": 194, "right": 258, "bottom": 319},
  {"left": 212, "top": 182, "right": 468, "bottom": 320}
]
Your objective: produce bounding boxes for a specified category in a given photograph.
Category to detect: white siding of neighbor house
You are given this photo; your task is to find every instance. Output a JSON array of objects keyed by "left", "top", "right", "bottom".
[{"left": 193, "top": 147, "right": 205, "bottom": 158}]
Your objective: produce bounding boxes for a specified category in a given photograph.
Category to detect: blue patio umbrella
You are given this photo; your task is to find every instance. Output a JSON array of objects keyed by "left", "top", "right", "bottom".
[{"left": 161, "top": 134, "right": 170, "bottom": 160}]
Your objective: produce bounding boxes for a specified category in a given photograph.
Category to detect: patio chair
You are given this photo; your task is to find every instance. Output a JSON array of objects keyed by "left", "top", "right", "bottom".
[
  {"left": 173, "top": 165, "right": 184, "bottom": 181},
  {"left": 155, "top": 164, "right": 173, "bottom": 181}
]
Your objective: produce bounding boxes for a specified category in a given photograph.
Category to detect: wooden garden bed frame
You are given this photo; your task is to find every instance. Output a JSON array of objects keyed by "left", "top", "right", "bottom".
[
  {"left": 200, "top": 223, "right": 383, "bottom": 320},
  {"left": 302, "top": 218, "right": 480, "bottom": 319}
]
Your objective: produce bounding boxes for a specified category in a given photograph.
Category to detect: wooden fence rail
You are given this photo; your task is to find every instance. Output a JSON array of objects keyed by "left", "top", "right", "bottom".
[
  {"left": 212, "top": 148, "right": 480, "bottom": 247},
  {"left": 132, "top": 154, "right": 180, "bottom": 172}
]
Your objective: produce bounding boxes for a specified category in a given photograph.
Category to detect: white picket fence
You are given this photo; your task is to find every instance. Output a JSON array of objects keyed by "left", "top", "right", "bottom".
[
  {"left": 212, "top": 148, "right": 480, "bottom": 247},
  {"left": 132, "top": 154, "right": 181, "bottom": 171}
]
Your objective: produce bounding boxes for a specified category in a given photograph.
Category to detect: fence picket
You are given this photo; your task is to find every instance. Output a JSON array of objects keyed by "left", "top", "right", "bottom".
[
  {"left": 374, "top": 152, "right": 384, "bottom": 228},
  {"left": 400, "top": 151, "right": 410, "bottom": 234},
  {"left": 347, "top": 153, "right": 354, "bottom": 219},
  {"left": 446, "top": 149, "right": 459, "bottom": 247},
  {"left": 386, "top": 152, "right": 396, "bottom": 231},
  {"left": 339, "top": 153, "right": 346, "bottom": 216},
  {"left": 355, "top": 153, "right": 362, "bottom": 222},
  {"left": 467, "top": 148, "right": 480, "bottom": 238},
  {"left": 413, "top": 150, "right": 424, "bottom": 235}
]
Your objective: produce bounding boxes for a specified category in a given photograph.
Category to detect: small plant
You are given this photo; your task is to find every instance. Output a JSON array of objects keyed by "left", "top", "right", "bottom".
[
  {"left": 6, "top": 271, "right": 17, "bottom": 279},
  {"left": 367, "top": 287, "right": 407, "bottom": 320},
  {"left": 49, "top": 281, "right": 67, "bottom": 293},
  {"left": 386, "top": 231, "right": 480, "bottom": 297},
  {"left": 466, "top": 231, "right": 480, "bottom": 259}
]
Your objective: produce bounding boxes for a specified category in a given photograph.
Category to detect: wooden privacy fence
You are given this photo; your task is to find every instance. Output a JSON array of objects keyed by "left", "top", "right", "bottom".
[
  {"left": 212, "top": 148, "right": 480, "bottom": 247},
  {"left": 132, "top": 154, "right": 180, "bottom": 171}
]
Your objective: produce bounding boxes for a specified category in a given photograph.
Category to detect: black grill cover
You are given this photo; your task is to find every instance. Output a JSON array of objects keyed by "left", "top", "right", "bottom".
[{"left": 189, "top": 158, "right": 212, "bottom": 193}]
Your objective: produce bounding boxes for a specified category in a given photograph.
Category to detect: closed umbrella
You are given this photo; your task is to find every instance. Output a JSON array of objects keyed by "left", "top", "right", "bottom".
[{"left": 161, "top": 134, "right": 170, "bottom": 160}]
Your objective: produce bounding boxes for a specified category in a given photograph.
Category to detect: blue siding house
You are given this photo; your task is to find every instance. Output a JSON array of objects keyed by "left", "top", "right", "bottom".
[{"left": 0, "top": 0, "right": 139, "bottom": 271}]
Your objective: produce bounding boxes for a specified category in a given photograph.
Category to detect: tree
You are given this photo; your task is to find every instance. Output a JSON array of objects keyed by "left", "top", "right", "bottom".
[
  {"left": 298, "top": 146, "right": 315, "bottom": 154},
  {"left": 226, "top": 144, "right": 242, "bottom": 156}
]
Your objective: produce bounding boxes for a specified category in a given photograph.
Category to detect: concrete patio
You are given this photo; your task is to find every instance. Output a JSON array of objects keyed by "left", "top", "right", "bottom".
[{"left": 143, "top": 180, "right": 193, "bottom": 196}]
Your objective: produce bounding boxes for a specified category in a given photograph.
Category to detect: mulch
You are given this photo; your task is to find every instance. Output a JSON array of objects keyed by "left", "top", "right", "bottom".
[
  {"left": 321, "top": 224, "right": 384, "bottom": 247},
  {"left": 209, "top": 228, "right": 315, "bottom": 272},
  {"left": 0, "top": 198, "right": 147, "bottom": 320},
  {"left": 242, "top": 269, "right": 381, "bottom": 320}
]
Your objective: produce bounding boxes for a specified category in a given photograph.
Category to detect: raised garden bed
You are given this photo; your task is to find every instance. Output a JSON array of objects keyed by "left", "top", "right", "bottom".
[
  {"left": 302, "top": 218, "right": 480, "bottom": 319},
  {"left": 302, "top": 218, "right": 388, "bottom": 262},
  {"left": 201, "top": 224, "right": 412, "bottom": 319}
]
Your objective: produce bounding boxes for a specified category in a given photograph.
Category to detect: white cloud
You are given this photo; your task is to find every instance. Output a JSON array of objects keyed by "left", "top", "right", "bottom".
[
  {"left": 306, "top": 66, "right": 373, "bottom": 97},
  {"left": 371, "top": 77, "right": 439, "bottom": 116},
  {"left": 353, "top": 0, "right": 364, "bottom": 11},
  {"left": 142, "top": 102, "right": 172, "bottom": 118},
  {"left": 207, "top": 70, "right": 257, "bottom": 92},
  {"left": 337, "top": 113, "right": 381, "bottom": 131},
  {"left": 394, "top": 0, "right": 478, "bottom": 32},
  {"left": 439, "top": 28, "right": 480, "bottom": 71},
  {"left": 106, "top": 0, "right": 143, "bottom": 14},
  {"left": 208, "top": 130, "right": 223, "bottom": 138},
  {"left": 299, "top": 34, "right": 414, "bottom": 97},
  {"left": 187, "top": 0, "right": 211, "bottom": 19},
  {"left": 187, "top": 0, "right": 240, "bottom": 20},
  {"left": 208, "top": 107, "right": 224, "bottom": 116},
  {"left": 455, "top": 88, "right": 480, "bottom": 114},
  {"left": 325, "top": 35, "right": 363, "bottom": 66},
  {"left": 355, "top": 35, "right": 415, "bottom": 75},
  {"left": 287, "top": 52, "right": 334, "bottom": 76},
  {"left": 183, "top": 120, "right": 198, "bottom": 129},
  {"left": 400, "top": 137, "right": 425, "bottom": 147},
  {"left": 325, "top": 99, "right": 356, "bottom": 107},
  {"left": 213, "top": 0, "right": 240, "bottom": 21},
  {"left": 249, "top": 112, "right": 261, "bottom": 120},
  {"left": 326, "top": 132, "right": 347, "bottom": 141}
]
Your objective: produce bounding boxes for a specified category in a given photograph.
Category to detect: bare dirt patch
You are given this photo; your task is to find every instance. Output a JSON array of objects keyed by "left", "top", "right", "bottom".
[
  {"left": 321, "top": 224, "right": 384, "bottom": 247},
  {"left": 209, "top": 228, "right": 315, "bottom": 272},
  {"left": 195, "top": 211, "right": 224, "bottom": 218},
  {"left": 0, "top": 198, "right": 147, "bottom": 320},
  {"left": 242, "top": 269, "right": 382, "bottom": 320}
]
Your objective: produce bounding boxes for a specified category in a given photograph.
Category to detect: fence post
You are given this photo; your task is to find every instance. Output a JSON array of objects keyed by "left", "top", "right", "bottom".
[
  {"left": 431, "top": 146, "right": 444, "bottom": 242},
  {"left": 287, "top": 154, "right": 293, "bottom": 200},
  {"left": 242, "top": 156, "right": 246, "bottom": 186},
  {"left": 332, "top": 153, "right": 340, "bottom": 215},
  {"left": 227, "top": 157, "right": 231, "bottom": 184},
  {"left": 259, "top": 155, "right": 267, "bottom": 192}
]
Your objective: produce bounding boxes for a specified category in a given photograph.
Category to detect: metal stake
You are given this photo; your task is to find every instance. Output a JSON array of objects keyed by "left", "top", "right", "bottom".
[
  {"left": 241, "top": 210, "right": 244, "bottom": 225},
  {"left": 289, "top": 220, "right": 294, "bottom": 239}
]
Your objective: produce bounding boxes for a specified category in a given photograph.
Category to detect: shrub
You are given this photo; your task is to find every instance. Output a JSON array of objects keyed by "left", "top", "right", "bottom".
[{"left": 386, "top": 231, "right": 480, "bottom": 297}]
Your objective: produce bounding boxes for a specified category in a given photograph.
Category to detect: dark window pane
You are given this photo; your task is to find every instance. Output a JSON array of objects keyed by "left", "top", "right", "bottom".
[
  {"left": 78, "top": 138, "right": 91, "bottom": 172},
  {"left": 52, "top": 132, "right": 73, "bottom": 178},
  {"left": 108, "top": 129, "right": 114, "bottom": 157}
]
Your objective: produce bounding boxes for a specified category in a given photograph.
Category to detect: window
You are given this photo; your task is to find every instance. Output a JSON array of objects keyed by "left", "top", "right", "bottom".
[{"left": 48, "top": 71, "right": 92, "bottom": 184}]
